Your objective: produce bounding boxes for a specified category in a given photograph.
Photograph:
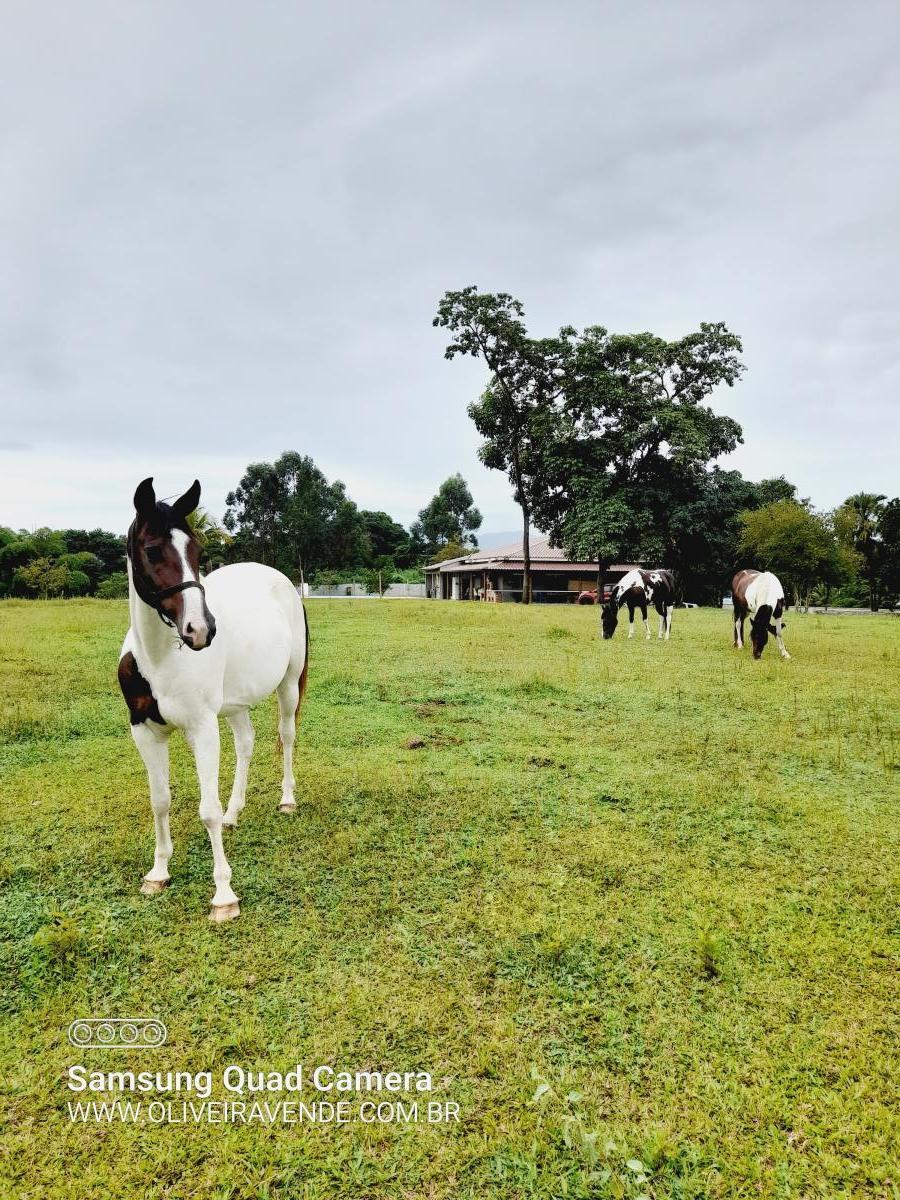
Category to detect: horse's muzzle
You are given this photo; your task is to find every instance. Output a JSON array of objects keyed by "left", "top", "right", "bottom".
[{"left": 182, "top": 616, "right": 216, "bottom": 650}]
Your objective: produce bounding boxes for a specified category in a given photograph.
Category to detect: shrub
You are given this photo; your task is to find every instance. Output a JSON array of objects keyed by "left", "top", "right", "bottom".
[{"left": 97, "top": 572, "right": 129, "bottom": 599}]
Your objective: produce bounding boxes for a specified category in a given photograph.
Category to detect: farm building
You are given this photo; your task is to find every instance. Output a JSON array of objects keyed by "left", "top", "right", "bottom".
[{"left": 424, "top": 536, "right": 640, "bottom": 603}]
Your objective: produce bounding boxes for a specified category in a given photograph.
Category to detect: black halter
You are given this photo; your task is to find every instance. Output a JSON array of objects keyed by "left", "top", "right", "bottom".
[
  {"left": 133, "top": 573, "right": 206, "bottom": 629},
  {"left": 127, "top": 526, "right": 205, "bottom": 629}
]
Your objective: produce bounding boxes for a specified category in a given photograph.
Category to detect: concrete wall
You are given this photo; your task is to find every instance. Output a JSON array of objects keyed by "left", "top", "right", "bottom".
[
  {"left": 384, "top": 583, "right": 426, "bottom": 598},
  {"left": 306, "top": 582, "right": 426, "bottom": 599}
]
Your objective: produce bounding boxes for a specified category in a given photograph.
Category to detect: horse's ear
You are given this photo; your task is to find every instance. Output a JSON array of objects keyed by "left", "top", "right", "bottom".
[
  {"left": 134, "top": 477, "right": 156, "bottom": 518},
  {"left": 172, "top": 479, "right": 201, "bottom": 519}
]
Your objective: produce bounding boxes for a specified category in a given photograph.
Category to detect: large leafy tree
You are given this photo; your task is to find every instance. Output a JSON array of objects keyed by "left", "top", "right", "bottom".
[
  {"left": 532, "top": 323, "right": 745, "bottom": 621},
  {"left": 58, "top": 551, "right": 103, "bottom": 590},
  {"left": 359, "top": 510, "right": 420, "bottom": 568},
  {"left": 323, "top": 497, "right": 371, "bottom": 571},
  {"left": 412, "top": 474, "right": 482, "bottom": 556},
  {"left": 0, "top": 529, "right": 66, "bottom": 595},
  {"left": 434, "top": 287, "right": 566, "bottom": 602},
  {"left": 753, "top": 476, "right": 798, "bottom": 506},
  {"left": 14, "top": 557, "right": 91, "bottom": 598},
  {"left": 665, "top": 468, "right": 760, "bottom": 604},
  {"left": 665, "top": 471, "right": 806, "bottom": 604},
  {"left": 224, "top": 452, "right": 369, "bottom": 580},
  {"left": 61, "top": 529, "right": 126, "bottom": 576}
]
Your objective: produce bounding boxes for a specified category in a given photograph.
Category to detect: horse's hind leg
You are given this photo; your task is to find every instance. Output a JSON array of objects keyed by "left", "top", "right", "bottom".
[
  {"left": 276, "top": 605, "right": 308, "bottom": 814},
  {"left": 276, "top": 674, "right": 300, "bottom": 814},
  {"left": 656, "top": 599, "right": 670, "bottom": 640},
  {"left": 223, "top": 709, "right": 254, "bottom": 828}
]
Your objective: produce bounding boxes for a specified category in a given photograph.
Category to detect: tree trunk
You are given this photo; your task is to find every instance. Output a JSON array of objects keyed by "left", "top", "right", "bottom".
[{"left": 521, "top": 507, "right": 532, "bottom": 604}]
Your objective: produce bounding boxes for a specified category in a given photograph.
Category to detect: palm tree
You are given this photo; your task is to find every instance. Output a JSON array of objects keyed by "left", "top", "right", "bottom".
[
  {"left": 185, "top": 508, "right": 231, "bottom": 570},
  {"left": 839, "top": 492, "right": 886, "bottom": 611}
]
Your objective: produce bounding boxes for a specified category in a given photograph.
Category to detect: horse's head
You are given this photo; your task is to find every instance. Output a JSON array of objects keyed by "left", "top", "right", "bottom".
[
  {"left": 128, "top": 477, "right": 216, "bottom": 650},
  {"left": 601, "top": 598, "right": 619, "bottom": 639},
  {"left": 749, "top": 604, "right": 772, "bottom": 659}
]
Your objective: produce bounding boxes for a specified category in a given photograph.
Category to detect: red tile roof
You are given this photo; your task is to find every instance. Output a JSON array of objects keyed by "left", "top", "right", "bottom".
[{"left": 425, "top": 536, "right": 639, "bottom": 574}]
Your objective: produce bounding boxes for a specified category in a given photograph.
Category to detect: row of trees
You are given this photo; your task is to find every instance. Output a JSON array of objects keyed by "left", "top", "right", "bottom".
[
  {"left": 0, "top": 526, "right": 129, "bottom": 598},
  {"left": 434, "top": 287, "right": 900, "bottom": 609},
  {"left": 0, "top": 458, "right": 480, "bottom": 598},
  {"left": 221, "top": 451, "right": 480, "bottom": 583},
  {"left": 737, "top": 492, "right": 900, "bottom": 611}
]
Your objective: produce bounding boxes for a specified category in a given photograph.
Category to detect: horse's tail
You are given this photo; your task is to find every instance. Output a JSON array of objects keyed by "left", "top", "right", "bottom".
[
  {"left": 276, "top": 600, "right": 309, "bottom": 755},
  {"left": 296, "top": 606, "right": 309, "bottom": 723}
]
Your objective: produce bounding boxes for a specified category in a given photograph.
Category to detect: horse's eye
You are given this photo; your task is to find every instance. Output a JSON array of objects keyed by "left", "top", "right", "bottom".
[{"left": 145, "top": 546, "right": 163, "bottom": 564}]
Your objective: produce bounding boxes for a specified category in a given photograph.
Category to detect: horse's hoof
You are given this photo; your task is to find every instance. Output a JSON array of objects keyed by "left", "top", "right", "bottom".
[
  {"left": 209, "top": 902, "right": 240, "bottom": 923},
  {"left": 222, "top": 817, "right": 238, "bottom": 829},
  {"left": 278, "top": 802, "right": 297, "bottom": 815},
  {"left": 140, "top": 878, "right": 169, "bottom": 895}
]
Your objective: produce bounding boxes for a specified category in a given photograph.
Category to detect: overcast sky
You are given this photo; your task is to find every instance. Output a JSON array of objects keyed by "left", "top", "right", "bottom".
[{"left": 1, "top": 1, "right": 898, "bottom": 535}]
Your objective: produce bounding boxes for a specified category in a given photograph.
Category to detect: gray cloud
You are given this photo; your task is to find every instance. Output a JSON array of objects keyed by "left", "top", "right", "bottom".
[{"left": 1, "top": 0, "right": 898, "bottom": 531}]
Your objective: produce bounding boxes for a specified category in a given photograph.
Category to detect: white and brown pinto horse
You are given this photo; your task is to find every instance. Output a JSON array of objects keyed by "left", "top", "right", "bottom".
[
  {"left": 731, "top": 569, "right": 790, "bottom": 660},
  {"left": 119, "top": 478, "right": 308, "bottom": 921},
  {"left": 601, "top": 569, "right": 676, "bottom": 640}
]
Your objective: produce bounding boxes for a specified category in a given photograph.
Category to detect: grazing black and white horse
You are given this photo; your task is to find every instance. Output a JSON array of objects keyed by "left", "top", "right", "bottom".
[
  {"left": 118, "top": 478, "right": 308, "bottom": 921},
  {"left": 731, "top": 569, "right": 790, "bottom": 660},
  {"left": 601, "top": 569, "right": 676, "bottom": 641}
]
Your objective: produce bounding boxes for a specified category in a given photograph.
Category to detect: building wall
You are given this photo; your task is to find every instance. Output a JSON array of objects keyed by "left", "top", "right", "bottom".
[{"left": 426, "top": 567, "right": 631, "bottom": 602}]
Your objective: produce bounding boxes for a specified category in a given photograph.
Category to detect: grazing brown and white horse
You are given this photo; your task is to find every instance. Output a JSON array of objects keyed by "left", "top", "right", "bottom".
[
  {"left": 601, "top": 569, "right": 676, "bottom": 640},
  {"left": 731, "top": 569, "right": 790, "bottom": 660},
  {"left": 118, "top": 478, "right": 308, "bottom": 921}
]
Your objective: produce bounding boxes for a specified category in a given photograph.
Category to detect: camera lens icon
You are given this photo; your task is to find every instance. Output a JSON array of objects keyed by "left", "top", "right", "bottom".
[
  {"left": 142, "top": 1021, "right": 166, "bottom": 1046},
  {"left": 67, "top": 1018, "right": 168, "bottom": 1049}
]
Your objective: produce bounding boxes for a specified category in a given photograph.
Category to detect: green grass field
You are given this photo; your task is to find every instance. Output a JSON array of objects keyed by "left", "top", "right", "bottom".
[{"left": 0, "top": 598, "right": 897, "bottom": 1199}]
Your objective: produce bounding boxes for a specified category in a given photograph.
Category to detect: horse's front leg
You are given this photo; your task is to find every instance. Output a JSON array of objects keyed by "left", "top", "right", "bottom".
[
  {"left": 775, "top": 617, "right": 791, "bottom": 660},
  {"left": 641, "top": 603, "right": 650, "bottom": 639},
  {"left": 627, "top": 602, "right": 635, "bottom": 639},
  {"left": 223, "top": 710, "right": 254, "bottom": 828},
  {"left": 133, "top": 722, "right": 172, "bottom": 894},
  {"left": 187, "top": 715, "right": 240, "bottom": 921}
]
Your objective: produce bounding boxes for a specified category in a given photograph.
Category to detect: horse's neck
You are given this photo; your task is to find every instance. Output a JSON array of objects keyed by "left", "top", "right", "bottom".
[{"left": 128, "top": 568, "right": 177, "bottom": 667}]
